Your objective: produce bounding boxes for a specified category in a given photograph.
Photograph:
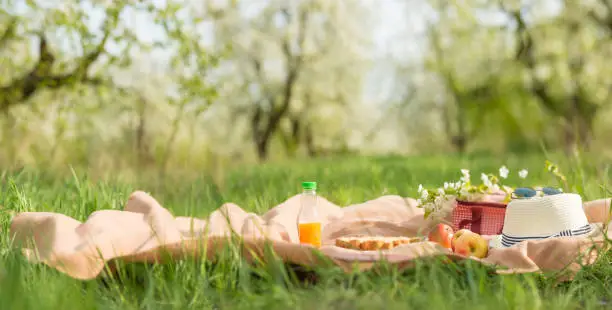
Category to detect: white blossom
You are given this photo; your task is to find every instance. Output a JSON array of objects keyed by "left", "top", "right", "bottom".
[
  {"left": 461, "top": 169, "right": 471, "bottom": 183},
  {"left": 499, "top": 166, "right": 509, "bottom": 179},
  {"left": 490, "top": 184, "right": 500, "bottom": 193},
  {"left": 437, "top": 188, "right": 445, "bottom": 195},
  {"left": 481, "top": 173, "right": 492, "bottom": 188},
  {"left": 421, "top": 189, "right": 429, "bottom": 200},
  {"left": 418, "top": 184, "right": 424, "bottom": 193},
  {"left": 444, "top": 182, "right": 449, "bottom": 189},
  {"left": 480, "top": 173, "right": 487, "bottom": 182},
  {"left": 518, "top": 169, "right": 528, "bottom": 179}
]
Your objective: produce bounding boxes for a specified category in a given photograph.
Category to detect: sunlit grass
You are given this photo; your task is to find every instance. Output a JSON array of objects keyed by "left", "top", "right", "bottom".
[{"left": 0, "top": 154, "right": 610, "bottom": 309}]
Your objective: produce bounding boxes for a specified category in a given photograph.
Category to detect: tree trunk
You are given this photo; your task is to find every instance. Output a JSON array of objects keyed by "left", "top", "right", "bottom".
[
  {"left": 562, "top": 96, "right": 581, "bottom": 154},
  {"left": 305, "top": 123, "right": 316, "bottom": 157},
  {"left": 252, "top": 69, "right": 299, "bottom": 162},
  {"left": 135, "top": 97, "right": 149, "bottom": 167},
  {"left": 451, "top": 135, "right": 467, "bottom": 154},
  {"left": 282, "top": 117, "right": 301, "bottom": 157},
  {"left": 50, "top": 102, "right": 69, "bottom": 164},
  {"left": 256, "top": 137, "right": 269, "bottom": 161},
  {"left": 563, "top": 119, "right": 576, "bottom": 155},
  {"left": 159, "top": 102, "right": 187, "bottom": 176},
  {"left": 453, "top": 101, "right": 468, "bottom": 154},
  {"left": 577, "top": 113, "right": 594, "bottom": 151},
  {"left": 1, "top": 105, "right": 16, "bottom": 166},
  {"left": 441, "top": 103, "right": 452, "bottom": 147}
]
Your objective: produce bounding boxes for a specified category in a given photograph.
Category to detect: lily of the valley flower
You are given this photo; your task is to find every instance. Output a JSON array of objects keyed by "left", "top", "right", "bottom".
[
  {"left": 417, "top": 165, "right": 533, "bottom": 219},
  {"left": 460, "top": 169, "right": 470, "bottom": 183},
  {"left": 481, "top": 173, "right": 493, "bottom": 188},
  {"left": 499, "top": 166, "right": 509, "bottom": 179},
  {"left": 421, "top": 189, "right": 429, "bottom": 200}
]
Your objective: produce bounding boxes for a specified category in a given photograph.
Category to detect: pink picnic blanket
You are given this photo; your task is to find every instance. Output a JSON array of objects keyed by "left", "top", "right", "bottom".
[{"left": 9, "top": 191, "right": 612, "bottom": 280}]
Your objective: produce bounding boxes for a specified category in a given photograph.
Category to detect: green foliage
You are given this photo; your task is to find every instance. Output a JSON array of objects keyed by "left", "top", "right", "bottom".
[
  {"left": 0, "top": 0, "right": 225, "bottom": 171},
  {"left": 415, "top": 0, "right": 612, "bottom": 154},
  {"left": 5, "top": 0, "right": 612, "bottom": 171}
]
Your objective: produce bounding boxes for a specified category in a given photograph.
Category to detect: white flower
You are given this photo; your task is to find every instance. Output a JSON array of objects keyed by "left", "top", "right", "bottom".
[
  {"left": 518, "top": 169, "right": 528, "bottom": 179},
  {"left": 421, "top": 189, "right": 429, "bottom": 200},
  {"left": 461, "top": 169, "right": 471, "bottom": 183},
  {"left": 481, "top": 173, "right": 492, "bottom": 188},
  {"left": 490, "top": 184, "right": 500, "bottom": 193},
  {"left": 437, "top": 188, "right": 445, "bottom": 195},
  {"left": 418, "top": 184, "right": 424, "bottom": 193},
  {"left": 425, "top": 202, "right": 436, "bottom": 213},
  {"left": 444, "top": 182, "right": 449, "bottom": 189},
  {"left": 499, "top": 166, "right": 509, "bottom": 179}
]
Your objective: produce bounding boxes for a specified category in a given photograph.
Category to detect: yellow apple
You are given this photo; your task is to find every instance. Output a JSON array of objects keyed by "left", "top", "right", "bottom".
[
  {"left": 452, "top": 231, "right": 489, "bottom": 259},
  {"left": 451, "top": 229, "right": 473, "bottom": 251}
]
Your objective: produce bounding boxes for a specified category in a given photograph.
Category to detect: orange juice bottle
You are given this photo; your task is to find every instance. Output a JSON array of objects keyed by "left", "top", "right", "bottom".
[{"left": 298, "top": 182, "right": 321, "bottom": 248}]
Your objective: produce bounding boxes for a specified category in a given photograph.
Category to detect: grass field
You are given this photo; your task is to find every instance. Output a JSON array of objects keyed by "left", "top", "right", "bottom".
[{"left": 0, "top": 154, "right": 611, "bottom": 309}]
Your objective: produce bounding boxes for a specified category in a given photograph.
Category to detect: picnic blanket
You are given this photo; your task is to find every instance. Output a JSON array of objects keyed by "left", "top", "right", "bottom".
[{"left": 8, "top": 191, "right": 612, "bottom": 280}]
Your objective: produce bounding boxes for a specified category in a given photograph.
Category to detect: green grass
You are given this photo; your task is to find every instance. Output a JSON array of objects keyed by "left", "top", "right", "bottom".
[{"left": 0, "top": 154, "right": 611, "bottom": 309}]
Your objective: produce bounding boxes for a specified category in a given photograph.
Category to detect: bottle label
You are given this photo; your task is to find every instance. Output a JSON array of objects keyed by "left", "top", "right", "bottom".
[{"left": 298, "top": 222, "right": 321, "bottom": 248}]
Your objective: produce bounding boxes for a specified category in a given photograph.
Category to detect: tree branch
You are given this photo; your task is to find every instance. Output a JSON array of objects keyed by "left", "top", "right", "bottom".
[
  {"left": 499, "top": 2, "right": 561, "bottom": 115},
  {"left": 253, "top": 4, "right": 311, "bottom": 146},
  {"left": 0, "top": 5, "right": 122, "bottom": 109}
]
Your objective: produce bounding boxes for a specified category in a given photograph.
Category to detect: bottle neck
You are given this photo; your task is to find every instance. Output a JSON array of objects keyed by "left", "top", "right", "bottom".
[{"left": 302, "top": 189, "right": 316, "bottom": 196}]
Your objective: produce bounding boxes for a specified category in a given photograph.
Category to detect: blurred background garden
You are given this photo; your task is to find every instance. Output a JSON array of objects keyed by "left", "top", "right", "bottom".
[{"left": 1, "top": 0, "right": 611, "bottom": 178}]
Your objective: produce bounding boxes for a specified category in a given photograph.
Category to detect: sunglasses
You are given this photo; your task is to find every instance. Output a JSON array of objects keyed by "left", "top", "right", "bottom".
[{"left": 511, "top": 187, "right": 563, "bottom": 199}]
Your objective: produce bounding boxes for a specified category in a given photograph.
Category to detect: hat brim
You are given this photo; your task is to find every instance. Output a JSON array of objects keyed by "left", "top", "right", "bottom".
[{"left": 490, "top": 223, "right": 604, "bottom": 249}]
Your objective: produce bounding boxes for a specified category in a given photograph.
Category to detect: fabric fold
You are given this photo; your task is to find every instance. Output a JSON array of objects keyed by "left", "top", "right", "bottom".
[{"left": 7, "top": 191, "right": 612, "bottom": 280}]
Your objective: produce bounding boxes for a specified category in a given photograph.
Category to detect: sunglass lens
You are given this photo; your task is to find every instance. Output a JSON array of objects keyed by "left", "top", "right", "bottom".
[
  {"left": 513, "top": 187, "right": 537, "bottom": 198},
  {"left": 542, "top": 187, "right": 562, "bottom": 195}
]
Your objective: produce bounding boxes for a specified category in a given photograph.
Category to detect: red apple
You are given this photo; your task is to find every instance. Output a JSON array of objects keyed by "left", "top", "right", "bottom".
[
  {"left": 427, "top": 223, "right": 454, "bottom": 249},
  {"left": 452, "top": 231, "right": 489, "bottom": 258}
]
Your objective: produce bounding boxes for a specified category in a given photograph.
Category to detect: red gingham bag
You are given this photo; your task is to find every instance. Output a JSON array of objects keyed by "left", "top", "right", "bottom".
[{"left": 452, "top": 200, "right": 507, "bottom": 235}]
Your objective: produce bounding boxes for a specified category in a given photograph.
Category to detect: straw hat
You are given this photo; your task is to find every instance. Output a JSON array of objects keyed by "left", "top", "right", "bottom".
[{"left": 496, "top": 193, "right": 599, "bottom": 248}]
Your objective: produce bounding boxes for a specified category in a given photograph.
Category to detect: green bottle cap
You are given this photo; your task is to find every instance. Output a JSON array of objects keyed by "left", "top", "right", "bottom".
[{"left": 302, "top": 182, "right": 317, "bottom": 190}]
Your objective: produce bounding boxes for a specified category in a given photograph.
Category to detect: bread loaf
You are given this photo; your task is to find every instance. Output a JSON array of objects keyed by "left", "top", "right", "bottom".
[{"left": 335, "top": 236, "right": 422, "bottom": 251}]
